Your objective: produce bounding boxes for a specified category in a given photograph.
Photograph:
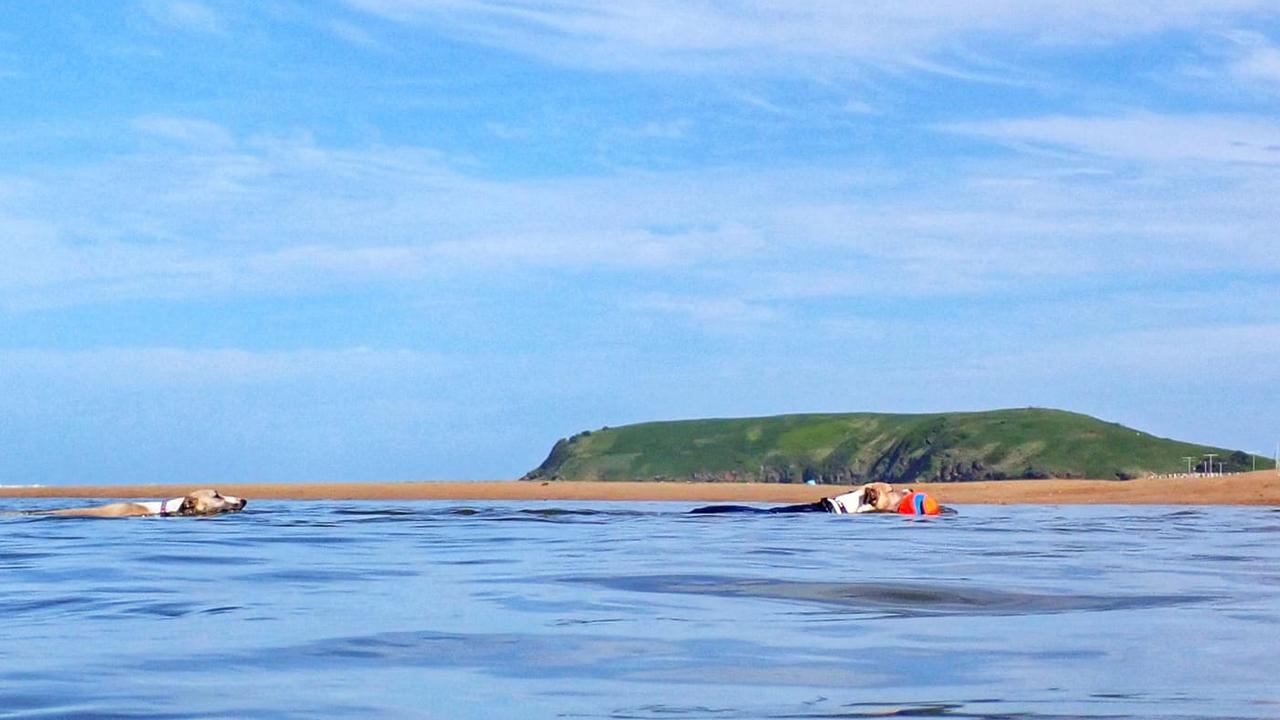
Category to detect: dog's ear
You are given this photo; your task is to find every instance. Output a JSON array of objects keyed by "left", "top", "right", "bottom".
[{"left": 178, "top": 497, "right": 198, "bottom": 515}]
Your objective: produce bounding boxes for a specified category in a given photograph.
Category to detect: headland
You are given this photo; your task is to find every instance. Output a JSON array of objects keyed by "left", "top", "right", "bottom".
[{"left": 525, "top": 408, "right": 1272, "bottom": 484}]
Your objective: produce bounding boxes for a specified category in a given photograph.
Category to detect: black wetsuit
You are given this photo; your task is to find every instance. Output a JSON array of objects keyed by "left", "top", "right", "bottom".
[{"left": 689, "top": 501, "right": 829, "bottom": 514}]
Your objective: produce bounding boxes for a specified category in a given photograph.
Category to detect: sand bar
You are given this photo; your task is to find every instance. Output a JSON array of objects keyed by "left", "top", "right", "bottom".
[{"left": 1, "top": 471, "right": 1277, "bottom": 505}]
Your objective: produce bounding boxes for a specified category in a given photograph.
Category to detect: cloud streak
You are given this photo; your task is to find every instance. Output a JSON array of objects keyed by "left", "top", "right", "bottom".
[
  {"left": 343, "top": 0, "right": 1280, "bottom": 72},
  {"left": 0, "top": 346, "right": 446, "bottom": 387},
  {"left": 138, "top": 0, "right": 226, "bottom": 34},
  {"left": 1220, "top": 31, "right": 1280, "bottom": 90},
  {"left": 944, "top": 112, "right": 1280, "bottom": 165},
  {"left": 3, "top": 112, "right": 1277, "bottom": 319}
]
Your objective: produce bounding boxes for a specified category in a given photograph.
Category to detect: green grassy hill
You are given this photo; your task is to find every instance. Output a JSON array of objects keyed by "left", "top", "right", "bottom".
[{"left": 524, "top": 408, "right": 1273, "bottom": 483}]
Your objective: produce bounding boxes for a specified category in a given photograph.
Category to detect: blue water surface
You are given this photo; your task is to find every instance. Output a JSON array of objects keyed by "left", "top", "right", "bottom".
[{"left": 2, "top": 501, "right": 1278, "bottom": 719}]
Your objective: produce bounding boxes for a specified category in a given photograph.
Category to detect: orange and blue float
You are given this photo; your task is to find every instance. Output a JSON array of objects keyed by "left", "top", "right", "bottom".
[{"left": 896, "top": 491, "right": 941, "bottom": 515}]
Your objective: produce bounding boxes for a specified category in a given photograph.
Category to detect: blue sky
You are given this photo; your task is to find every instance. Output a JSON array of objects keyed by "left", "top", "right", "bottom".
[{"left": 2, "top": 1, "right": 1278, "bottom": 484}]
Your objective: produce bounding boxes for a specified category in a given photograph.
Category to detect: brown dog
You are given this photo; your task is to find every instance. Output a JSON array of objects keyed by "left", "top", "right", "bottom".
[
  {"left": 820, "top": 482, "right": 910, "bottom": 513},
  {"left": 823, "top": 482, "right": 944, "bottom": 515},
  {"left": 32, "top": 489, "right": 247, "bottom": 518}
]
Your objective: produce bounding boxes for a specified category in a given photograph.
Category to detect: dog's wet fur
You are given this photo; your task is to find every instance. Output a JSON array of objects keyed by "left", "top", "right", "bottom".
[
  {"left": 30, "top": 489, "right": 248, "bottom": 518},
  {"left": 853, "top": 482, "right": 908, "bottom": 512}
]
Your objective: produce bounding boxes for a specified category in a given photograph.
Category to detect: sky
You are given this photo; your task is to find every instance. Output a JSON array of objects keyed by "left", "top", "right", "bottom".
[{"left": 2, "top": 1, "right": 1278, "bottom": 485}]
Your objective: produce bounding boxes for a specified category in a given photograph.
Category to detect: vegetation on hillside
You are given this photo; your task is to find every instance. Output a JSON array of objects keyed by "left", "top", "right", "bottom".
[{"left": 524, "top": 408, "right": 1273, "bottom": 483}]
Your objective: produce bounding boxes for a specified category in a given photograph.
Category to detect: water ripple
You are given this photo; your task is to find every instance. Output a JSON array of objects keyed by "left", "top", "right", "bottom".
[{"left": 565, "top": 574, "right": 1205, "bottom": 617}]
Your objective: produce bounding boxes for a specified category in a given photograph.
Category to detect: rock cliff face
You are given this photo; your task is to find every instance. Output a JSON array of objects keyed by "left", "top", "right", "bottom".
[{"left": 523, "top": 408, "right": 1270, "bottom": 483}]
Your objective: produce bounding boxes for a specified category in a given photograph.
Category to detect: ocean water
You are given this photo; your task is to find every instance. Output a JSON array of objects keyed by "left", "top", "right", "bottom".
[{"left": 2, "top": 501, "right": 1278, "bottom": 720}]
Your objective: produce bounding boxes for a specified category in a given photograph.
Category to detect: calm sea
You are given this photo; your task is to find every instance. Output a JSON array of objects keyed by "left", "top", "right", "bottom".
[{"left": 2, "top": 501, "right": 1278, "bottom": 719}]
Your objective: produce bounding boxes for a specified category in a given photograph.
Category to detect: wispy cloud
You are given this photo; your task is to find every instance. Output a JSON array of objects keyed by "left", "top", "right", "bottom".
[
  {"left": 0, "top": 117, "right": 769, "bottom": 308},
  {"left": 343, "top": 0, "right": 1280, "bottom": 73},
  {"left": 138, "top": 0, "right": 226, "bottom": 34},
  {"left": 132, "top": 115, "right": 236, "bottom": 148},
  {"left": 1223, "top": 31, "right": 1280, "bottom": 89},
  {"left": 425, "top": 225, "right": 759, "bottom": 270},
  {"left": 943, "top": 112, "right": 1280, "bottom": 165},
  {"left": 631, "top": 293, "right": 782, "bottom": 327},
  {"left": 325, "top": 18, "right": 383, "bottom": 48},
  {"left": 617, "top": 120, "right": 693, "bottom": 140},
  {"left": 0, "top": 346, "right": 447, "bottom": 387},
  {"left": 4, "top": 112, "right": 1278, "bottom": 317}
]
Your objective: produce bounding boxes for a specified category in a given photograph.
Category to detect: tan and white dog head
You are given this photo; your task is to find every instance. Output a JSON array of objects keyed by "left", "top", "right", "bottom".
[
  {"left": 823, "top": 482, "right": 912, "bottom": 514},
  {"left": 178, "top": 489, "right": 247, "bottom": 516}
]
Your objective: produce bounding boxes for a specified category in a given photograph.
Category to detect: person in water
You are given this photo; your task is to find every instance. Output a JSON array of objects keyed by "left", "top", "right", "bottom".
[{"left": 691, "top": 481, "right": 946, "bottom": 515}]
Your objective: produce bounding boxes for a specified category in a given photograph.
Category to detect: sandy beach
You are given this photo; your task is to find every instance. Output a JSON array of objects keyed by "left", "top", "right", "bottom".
[{"left": 2, "top": 470, "right": 1277, "bottom": 505}]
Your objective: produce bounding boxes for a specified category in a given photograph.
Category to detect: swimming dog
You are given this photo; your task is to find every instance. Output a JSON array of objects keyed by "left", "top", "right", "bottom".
[
  {"left": 691, "top": 482, "right": 944, "bottom": 515},
  {"left": 31, "top": 489, "right": 248, "bottom": 518}
]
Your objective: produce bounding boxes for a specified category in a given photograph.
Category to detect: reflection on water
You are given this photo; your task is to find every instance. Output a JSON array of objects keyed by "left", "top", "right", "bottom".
[
  {"left": 572, "top": 574, "right": 1205, "bottom": 616},
  {"left": 1, "top": 501, "right": 1278, "bottom": 719}
]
